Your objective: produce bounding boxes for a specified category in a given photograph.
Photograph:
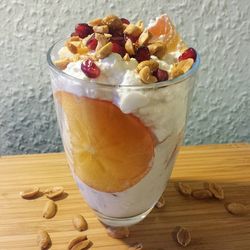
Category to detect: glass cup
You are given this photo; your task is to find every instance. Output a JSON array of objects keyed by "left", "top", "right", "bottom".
[{"left": 47, "top": 39, "right": 200, "bottom": 227}]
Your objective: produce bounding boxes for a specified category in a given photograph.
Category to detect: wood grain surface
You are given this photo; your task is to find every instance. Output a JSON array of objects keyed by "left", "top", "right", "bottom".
[{"left": 0, "top": 143, "right": 250, "bottom": 250}]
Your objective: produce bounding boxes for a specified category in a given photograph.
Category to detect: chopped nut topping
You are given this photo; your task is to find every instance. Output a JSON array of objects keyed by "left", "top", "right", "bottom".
[
  {"left": 88, "top": 18, "right": 104, "bottom": 27},
  {"left": 139, "top": 66, "right": 157, "bottom": 84},
  {"left": 124, "top": 24, "right": 142, "bottom": 37},
  {"left": 138, "top": 30, "right": 152, "bottom": 46},
  {"left": 148, "top": 42, "right": 166, "bottom": 58},
  {"left": 123, "top": 53, "right": 130, "bottom": 61},
  {"left": 103, "top": 15, "right": 123, "bottom": 32},
  {"left": 171, "top": 68, "right": 184, "bottom": 78},
  {"left": 54, "top": 58, "right": 71, "bottom": 70},
  {"left": 136, "top": 20, "right": 144, "bottom": 31},
  {"left": 95, "top": 33, "right": 108, "bottom": 51},
  {"left": 93, "top": 25, "right": 109, "bottom": 34},
  {"left": 77, "top": 44, "right": 89, "bottom": 55},
  {"left": 177, "top": 58, "right": 194, "bottom": 73},
  {"left": 69, "top": 36, "right": 81, "bottom": 41},
  {"left": 136, "top": 59, "right": 159, "bottom": 72},
  {"left": 125, "top": 39, "right": 136, "bottom": 56},
  {"left": 95, "top": 42, "right": 113, "bottom": 59},
  {"left": 104, "top": 33, "right": 112, "bottom": 38},
  {"left": 66, "top": 42, "right": 78, "bottom": 54},
  {"left": 171, "top": 58, "right": 194, "bottom": 79},
  {"left": 61, "top": 14, "right": 197, "bottom": 81}
]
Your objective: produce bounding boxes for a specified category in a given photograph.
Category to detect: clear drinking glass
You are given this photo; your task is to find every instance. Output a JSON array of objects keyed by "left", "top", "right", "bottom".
[{"left": 47, "top": 39, "right": 200, "bottom": 227}]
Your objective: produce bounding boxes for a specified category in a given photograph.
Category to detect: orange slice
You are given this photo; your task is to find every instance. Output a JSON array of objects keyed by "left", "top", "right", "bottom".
[
  {"left": 148, "top": 15, "right": 183, "bottom": 52},
  {"left": 56, "top": 91, "right": 154, "bottom": 193}
]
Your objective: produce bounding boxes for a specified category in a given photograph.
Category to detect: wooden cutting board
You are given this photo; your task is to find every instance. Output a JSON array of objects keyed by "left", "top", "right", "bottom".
[{"left": 0, "top": 143, "right": 250, "bottom": 250}]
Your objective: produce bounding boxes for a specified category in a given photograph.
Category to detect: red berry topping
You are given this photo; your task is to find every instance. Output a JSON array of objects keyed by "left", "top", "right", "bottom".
[
  {"left": 153, "top": 68, "right": 169, "bottom": 82},
  {"left": 120, "top": 18, "right": 130, "bottom": 25},
  {"left": 112, "top": 42, "right": 126, "bottom": 57},
  {"left": 81, "top": 59, "right": 100, "bottom": 78},
  {"left": 135, "top": 46, "right": 151, "bottom": 62},
  {"left": 86, "top": 36, "right": 98, "bottom": 50},
  {"left": 179, "top": 48, "right": 197, "bottom": 61},
  {"left": 75, "top": 23, "right": 93, "bottom": 38}
]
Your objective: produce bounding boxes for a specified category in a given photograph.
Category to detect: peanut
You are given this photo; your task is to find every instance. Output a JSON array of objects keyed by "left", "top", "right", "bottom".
[
  {"left": 138, "top": 30, "right": 152, "bottom": 46},
  {"left": 125, "top": 39, "right": 135, "bottom": 56},
  {"left": 136, "top": 59, "right": 159, "bottom": 72},
  {"left": 139, "top": 66, "right": 157, "bottom": 84},
  {"left": 37, "top": 230, "right": 51, "bottom": 249},
  {"left": 72, "top": 214, "right": 88, "bottom": 231},
  {"left": 95, "top": 42, "right": 112, "bottom": 59},
  {"left": 148, "top": 42, "right": 166, "bottom": 59},
  {"left": 124, "top": 24, "right": 142, "bottom": 37},
  {"left": 103, "top": 15, "right": 123, "bottom": 32},
  {"left": 44, "top": 186, "right": 64, "bottom": 199},
  {"left": 93, "top": 25, "right": 109, "bottom": 34},
  {"left": 20, "top": 186, "right": 39, "bottom": 199},
  {"left": 88, "top": 18, "right": 103, "bottom": 27},
  {"left": 42, "top": 200, "right": 57, "bottom": 219},
  {"left": 53, "top": 58, "right": 71, "bottom": 70}
]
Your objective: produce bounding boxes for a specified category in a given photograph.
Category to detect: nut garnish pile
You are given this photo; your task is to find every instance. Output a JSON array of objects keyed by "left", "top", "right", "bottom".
[
  {"left": 20, "top": 185, "right": 92, "bottom": 249},
  {"left": 54, "top": 14, "right": 197, "bottom": 84},
  {"left": 20, "top": 180, "right": 249, "bottom": 248}
]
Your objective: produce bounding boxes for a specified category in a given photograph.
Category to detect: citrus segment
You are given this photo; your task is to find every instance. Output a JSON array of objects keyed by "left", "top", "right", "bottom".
[
  {"left": 148, "top": 15, "right": 182, "bottom": 52},
  {"left": 56, "top": 91, "right": 154, "bottom": 192}
]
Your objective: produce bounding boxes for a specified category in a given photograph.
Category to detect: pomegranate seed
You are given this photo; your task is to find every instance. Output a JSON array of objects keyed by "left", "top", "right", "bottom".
[
  {"left": 81, "top": 59, "right": 100, "bottom": 78},
  {"left": 86, "top": 35, "right": 98, "bottom": 50},
  {"left": 153, "top": 68, "right": 169, "bottom": 82},
  {"left": 110, "top": 36, "right": 126, "bottom": 46},
  {"left": 179, "top": 48, "right": 197, "bottom": 61},
  {"left": 125, "top": 34, "right": 138, "bottom": 43},
  {"left": 120, "top": 18, "right": 130, "bottom": 25},
  {"left": 111, "top": 42, "right": 126, "bottom": 57},
  {"left": 135, "top": 46, "right": 151, "bottom": 62},
  {"left": 75, "top": 23, "right": 93, "bottom": 38}
]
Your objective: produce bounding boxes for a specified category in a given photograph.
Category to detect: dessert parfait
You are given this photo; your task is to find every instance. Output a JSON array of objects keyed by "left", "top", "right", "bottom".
[{"left": 48, "top": 14, "right": 199, "bottom": 227}]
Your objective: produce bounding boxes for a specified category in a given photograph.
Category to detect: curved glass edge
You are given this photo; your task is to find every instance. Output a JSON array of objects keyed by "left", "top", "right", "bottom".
[{"left": 47, "top": 38, "right": 200, "bottom": 89}]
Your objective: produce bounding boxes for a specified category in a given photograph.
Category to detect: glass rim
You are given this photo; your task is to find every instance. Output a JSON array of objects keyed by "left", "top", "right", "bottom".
[{"left": 47, "top": 38, "right": 200, "bottom": 89}]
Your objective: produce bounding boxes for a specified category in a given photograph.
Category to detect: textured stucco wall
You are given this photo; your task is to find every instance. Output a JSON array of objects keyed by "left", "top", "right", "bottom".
[{"left": 0, "top": 0, "right": 249, "bottom": 155}]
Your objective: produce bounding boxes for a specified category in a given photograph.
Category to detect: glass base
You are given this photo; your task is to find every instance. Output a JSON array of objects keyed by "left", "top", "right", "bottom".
[{"left": 94, "top": 205, "right": 155, "bottom": 227}]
